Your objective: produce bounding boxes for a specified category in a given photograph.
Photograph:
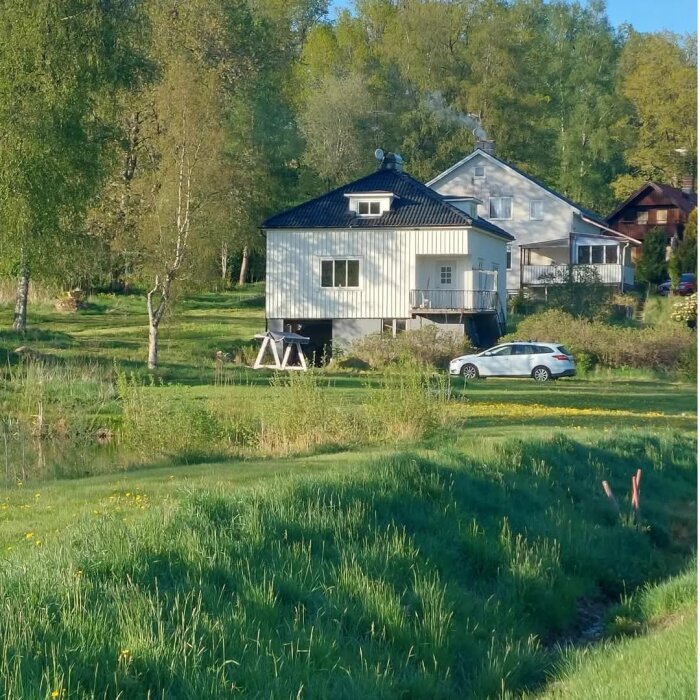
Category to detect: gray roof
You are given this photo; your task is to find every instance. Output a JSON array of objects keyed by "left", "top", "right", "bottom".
[{"left": 262, "top": 168, "right": 514, "bottom": 240}]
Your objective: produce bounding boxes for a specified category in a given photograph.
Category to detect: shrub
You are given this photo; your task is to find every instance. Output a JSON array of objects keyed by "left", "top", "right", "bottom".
[
  {"left": 537, "top": 265, "right": 612, "bottom": 319},
  {"left": 504, "top": 309, "right": 695, "bottom": 372},
  {"left": 347, "top": 326, "right": 469, "bottom": 370},
  {"left": 671, "top": 293, "right": 697, "bottom": 327},
  {"left": 677, "top": 344, "right": 697, "bottom": 382}
]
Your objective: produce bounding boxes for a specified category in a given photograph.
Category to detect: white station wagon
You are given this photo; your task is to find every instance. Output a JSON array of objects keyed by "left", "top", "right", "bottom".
[{"left": 449, "top": 342, "right": 576, "bottom": 381}]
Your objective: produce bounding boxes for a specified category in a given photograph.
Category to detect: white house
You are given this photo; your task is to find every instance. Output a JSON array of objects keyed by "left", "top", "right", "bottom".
[
  {"left": 427, "top": 144, "right": 639, "bottom": 294},
  {"left": 262, "top": 152, "right": 514, "bottom": 356}
]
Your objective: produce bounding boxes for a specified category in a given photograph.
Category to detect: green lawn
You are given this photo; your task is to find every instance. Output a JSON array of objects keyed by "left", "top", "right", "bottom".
[{"left": 0, "top": 289, "right": 696, "bottom": 698}]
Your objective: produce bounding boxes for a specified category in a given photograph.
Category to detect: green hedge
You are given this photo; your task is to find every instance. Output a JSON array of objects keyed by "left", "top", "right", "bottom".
[{"left": 504, "top": 310, "right": 695, "bottom": 372}]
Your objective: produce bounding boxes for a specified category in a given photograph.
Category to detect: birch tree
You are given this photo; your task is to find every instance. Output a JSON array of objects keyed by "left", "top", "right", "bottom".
[
  {"left": 142, "top": 61, "right": 226, "bottom": 369},
  {"left": 0, "top": 0, "right": 143, "bottom": 331}
]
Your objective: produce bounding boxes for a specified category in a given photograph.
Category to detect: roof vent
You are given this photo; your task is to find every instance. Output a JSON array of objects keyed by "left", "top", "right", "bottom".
[{"left": 376, "top": 150, "right": 404, "bottom": 172}]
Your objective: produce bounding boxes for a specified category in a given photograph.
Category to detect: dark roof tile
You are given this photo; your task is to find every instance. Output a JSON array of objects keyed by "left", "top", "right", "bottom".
[{"left": 262, "top": 168, "right": 514, "bottom": 240}]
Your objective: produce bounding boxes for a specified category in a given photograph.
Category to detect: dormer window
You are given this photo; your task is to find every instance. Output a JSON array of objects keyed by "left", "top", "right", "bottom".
[
  {"left": 345, "top": 191, "right": 395, "bottom": 217},
  {"left": 358, "top": 201, "right": 381, "bottom": 216}
]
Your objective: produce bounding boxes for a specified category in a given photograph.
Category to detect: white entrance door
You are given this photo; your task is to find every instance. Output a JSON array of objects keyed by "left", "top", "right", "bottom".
[{"left": 436, "top": 259, "right": 456, "bottom": 308}]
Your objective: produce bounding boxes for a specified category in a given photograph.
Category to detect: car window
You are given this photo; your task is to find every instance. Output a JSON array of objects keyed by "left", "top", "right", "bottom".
[
  {"left": 513, "top": 344, "right": 535, "bottom": 355},
  {"left": 484, "top": 345, "right": 512, "bottom": 357},
  {"left": 557, "top": 345, "right": 572, "bottom": 355},
  {"left": 534, "top": 345, "right": 551, "bottom": 354},
  {"left": 681, "top": 273, "right": 695, "bottom": 282}
]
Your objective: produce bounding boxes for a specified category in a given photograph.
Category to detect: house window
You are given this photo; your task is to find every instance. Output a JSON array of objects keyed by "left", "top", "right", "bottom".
[
  {"left": 577, "top": 245, "right": 617, "bottom": 265},
  {"left": 321, "top": 259, "right": 360, "bottom": 287},
  {"left": 656, "top": 209, "right": 668, "bottom": 224},
  {"left": 358, "top": 201, "right": 381, "bottom": 216},
  {"left": 489, "top": 197, "right": 512, "bottom": 219},
  {"left": 506, "top": 246, "right": 512, "bottom": 270},
  {"left": 636, "top": 210, "right": 648, "bottom": 224},
  {"left": 440, "top": 265, "right": 452, "bottom": 285},
  {"left": 473, "top": 165, "right": 485, "bottom": 178},
  {"left": 382, "top": 319, "right": 406, "bottom": 336},
  {"left": 591, "top": 245, "right": 604, "bottom": 264},
  {"left": 530, "top": 200, "right": 544, "bottom": 220}
]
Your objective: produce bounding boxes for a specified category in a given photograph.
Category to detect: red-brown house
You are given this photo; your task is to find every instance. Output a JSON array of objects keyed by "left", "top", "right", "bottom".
[{"left": 606, "top": 181, "right": 697, "bottom": 258}]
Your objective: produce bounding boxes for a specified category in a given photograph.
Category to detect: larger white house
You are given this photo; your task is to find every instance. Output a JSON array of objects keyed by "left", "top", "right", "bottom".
[
  {"left": 262, "top": 153, "right": 514, "bottom": 355},
  {"left": 427, "top": 144, "right": 639, "bottom": 294}
]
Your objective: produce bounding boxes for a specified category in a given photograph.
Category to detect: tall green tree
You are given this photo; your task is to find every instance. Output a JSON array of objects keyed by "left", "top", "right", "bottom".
[
  {"left": 0, "top": 0, "right": 144, "bottom": 331},
  {"left": 635, "top": 228, "right": 669, "bottom": 287},
  {"left": 669, "top": 209, "right": 698, "bottom": 283},
  {"left": 614, "top": 31, "right": 697, "bottom": 199}
]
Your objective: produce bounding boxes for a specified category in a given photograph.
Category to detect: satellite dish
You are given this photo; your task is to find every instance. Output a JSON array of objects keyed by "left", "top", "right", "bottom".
[{"left": 374, "top": 148, "right": 385, "bottom": 162}]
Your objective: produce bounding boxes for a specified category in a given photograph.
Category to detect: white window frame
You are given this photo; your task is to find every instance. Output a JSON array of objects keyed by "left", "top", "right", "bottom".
[
  {"left": 577, "top": 245, "right": 618, "bottom": 265},
  {"left": 489, "top": 196, "right": 512, "bottom": 220},
  {"left": 636, "top": 210, "right": 648, "bottom": 224},
  {"left": 530, "top": 200, "right": 544, "bottom": 220},
  {"left": 506, "top": 246, "right": 512, "bottom": 270},
  {"left": 656, "top": 209, "right": 668, "bottom": 224},
  {"left": 473, "top": 165, "right": 485, "bottom": 178},
  {"left": 439, "top": 265, "right": 452, "bottom": 285},
  {"left": 320, "top": 258, "right": 360, "bottom": 288},
  {"left": 357, "top": 201, "right": 381, "bottom": 217}
]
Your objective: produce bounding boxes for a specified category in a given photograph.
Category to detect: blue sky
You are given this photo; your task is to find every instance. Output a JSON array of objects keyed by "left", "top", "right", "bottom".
[
  {"left": 605, "top": 0, "right": 696, "bottom": 34},
  {"left": 330, "top": 0, "right": 698, "bottom": 35}
]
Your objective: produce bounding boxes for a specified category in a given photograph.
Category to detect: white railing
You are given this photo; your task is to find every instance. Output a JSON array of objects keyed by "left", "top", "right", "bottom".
[
  {"left": 410, "top": 289, "right": 498, "bottom": 311},
  {"left": 522, "top": 263, "right": 632, "bottom": 286}
]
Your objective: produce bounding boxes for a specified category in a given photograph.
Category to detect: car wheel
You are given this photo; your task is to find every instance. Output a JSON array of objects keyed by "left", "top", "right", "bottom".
[
  {"left": 532, "top": 366, "right": 551, "bottom": 382},
  {"left": 461, "top": 363, "right": 479, "bottom": 379}
]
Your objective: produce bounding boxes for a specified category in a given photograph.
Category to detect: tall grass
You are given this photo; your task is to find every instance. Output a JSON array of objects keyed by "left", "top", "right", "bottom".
[
  {"left": 0, "top": 433, "right": 695, "bottom": 699},
  {"left": 0, "top": 359, "right": 118, "bottom": 484},
  {"left": 530, "top": 564, "right": 697, "bottom": 700}
]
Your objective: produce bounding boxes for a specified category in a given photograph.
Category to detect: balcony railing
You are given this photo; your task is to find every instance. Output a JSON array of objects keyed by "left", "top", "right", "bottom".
[
  {"left": 522, "top": 263, "right": 632, "bottom": 286},
  {"left": 410, "top": 289, "right": 498, "bottom": 311}
]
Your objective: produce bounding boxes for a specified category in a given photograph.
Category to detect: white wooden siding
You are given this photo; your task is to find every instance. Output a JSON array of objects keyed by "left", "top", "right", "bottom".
[
  {"left": 429, "top": 152, "right": 590, "bottom": 291},
  {"left": 266, "top": 227, "right": 505, "bottom": 320}
]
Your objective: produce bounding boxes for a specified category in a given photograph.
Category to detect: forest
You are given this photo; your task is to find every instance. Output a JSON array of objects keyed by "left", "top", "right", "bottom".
[{"left": 0, "top": 0, "right": 696, "bottom": 331}]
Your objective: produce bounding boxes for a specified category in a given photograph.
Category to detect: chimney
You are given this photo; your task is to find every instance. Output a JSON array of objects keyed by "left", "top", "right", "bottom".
[
  {"left": 379, "top": 151, "right": 404, "bottom": 172},
  {"left": 474, "top": 139, "right": 495, "bottom": 156},
  {"left": 681, "top": 174, "right": 694, "bottom": 195}
]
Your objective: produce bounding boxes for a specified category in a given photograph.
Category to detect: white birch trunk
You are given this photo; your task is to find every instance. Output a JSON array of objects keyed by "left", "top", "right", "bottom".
[
  {"left": 148, "top": 320, "right": 159, "bottom": 370},
  {"left": 13, "top": 256, "right": 29, "bottom": 333}
]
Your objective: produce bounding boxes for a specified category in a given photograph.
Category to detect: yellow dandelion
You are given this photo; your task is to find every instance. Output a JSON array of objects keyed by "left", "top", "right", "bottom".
[
  {"left": 51, "top": 691, "right": 60, "bottom": 699},
  {"left": 25, "top": 532, "right": 34, "bottom": 539}
]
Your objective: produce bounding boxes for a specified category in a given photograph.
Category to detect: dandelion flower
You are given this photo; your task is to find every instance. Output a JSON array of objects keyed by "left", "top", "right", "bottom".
[{"left": 25, "top": 532, "right": 33, "bottom": 539}]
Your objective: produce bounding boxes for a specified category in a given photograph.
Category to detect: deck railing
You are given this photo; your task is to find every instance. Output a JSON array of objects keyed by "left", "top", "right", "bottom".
[
  {"left": 409, "top": 289, "right": 498, "bottom": 311},
  {"left": 522, "top": 263, "right": 632, "bottom": 286}
]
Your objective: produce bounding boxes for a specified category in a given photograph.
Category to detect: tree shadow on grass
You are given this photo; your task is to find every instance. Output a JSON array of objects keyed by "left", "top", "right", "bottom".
[{"left": 2, "top": 431, "right": 695, "bottom": 699}]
